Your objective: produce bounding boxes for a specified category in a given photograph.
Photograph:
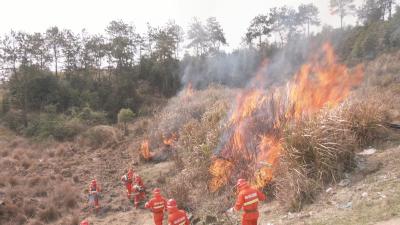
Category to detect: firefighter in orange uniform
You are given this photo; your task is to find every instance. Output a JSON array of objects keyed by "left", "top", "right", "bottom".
[
  {"left": 229, "top": 179, "right": 266, "bottom": 225},
  {"left": 145, "top": 188, "right": 167, "bottom": 225},
  {"left": 132, "top": 174, "right": 146, "bottom": 208},
  {"left": 121, "top": 168, "right": 135, "bottom": 201},
  {"left": 88, "top": 179, "right": 101, "bottom": 212},
  {"left": 167, "top": 199, "right": 190, "bottom": 225}
]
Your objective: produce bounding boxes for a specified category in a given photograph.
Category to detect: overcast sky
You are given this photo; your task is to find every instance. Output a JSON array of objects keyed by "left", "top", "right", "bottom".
[{"left": 0, "top": 0, "right": 362, "bottom": 50}]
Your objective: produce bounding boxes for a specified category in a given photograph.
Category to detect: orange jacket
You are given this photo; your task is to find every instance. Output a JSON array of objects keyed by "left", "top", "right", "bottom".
[
  {"left": 145, "top": 194, "right": 167, "bottom": 213},
  {"left": 168, "top": 208, "right": 190, "bottom": 225},
  {"left": 89, "top": 183, "right": 100, "bottom": 194},
  {"left": 234, "top": 185, "right": 266, "bottom": 212},
  {"left": 134, "top": 175, "right": 145, "bottom": 187},
  {"left": 121, "top": 171, "right": 134, "bottom": 184}
]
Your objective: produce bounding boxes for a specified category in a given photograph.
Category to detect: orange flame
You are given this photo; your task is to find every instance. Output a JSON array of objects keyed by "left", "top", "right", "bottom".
[
  {"left": 289, "top": 43, "right": 364, "bottom": 119},
  {"left": 182, "top": 82, "right": 194, "bottom": 100},
  {"left": 229, "top": 90, "right": 267, "bottom": 125},
  {"left": 140, "top": 139, "right": 152, "bottom": 161},
  {"left": 163, "top": 133, "right": 178, "bottom": 146},
  {"left": 209, "top": 158, "right": 233, "bottom": 192},
  {"left": 209, "top": 43, "right": 364, "bottom": 192}
]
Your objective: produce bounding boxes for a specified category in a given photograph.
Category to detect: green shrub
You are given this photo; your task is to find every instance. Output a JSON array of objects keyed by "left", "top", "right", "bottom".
[
  {"left": 118, "top": 108, "right": 135, "bottom": 135},
  {"left": 78, "top": 106, "right": 107, "bottom": 125},
  {"left": 1, "top": 94, "right": 10, "bottom": 116},
  {"left": 3, "top": 110, "right": 25, "bottom": 132},
  {"left": 52, "top": 118, "right": 86, "bottom": 141},
  {"left": 23, "top": 114, "right": 85, "bottom": 141}
]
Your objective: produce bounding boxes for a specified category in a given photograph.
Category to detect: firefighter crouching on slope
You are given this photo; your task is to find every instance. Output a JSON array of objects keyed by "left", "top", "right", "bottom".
[
  {"left": 228, "top": 178, "right": 266, "bottom": 225},
  {"left": 167, "top": 199, "right": 190, "bottom": 225},
  {"left": 145, "top": 188, "right": 167, "bottom": 225},
  {"left": 88, "top": 179, "right": 101, "bottom": 212},
  {"left": 121, "top": 168, "right": 135, "bottom": 201},
  {"left": 132, "top": 174, "right": 146, "bottom": 208}
]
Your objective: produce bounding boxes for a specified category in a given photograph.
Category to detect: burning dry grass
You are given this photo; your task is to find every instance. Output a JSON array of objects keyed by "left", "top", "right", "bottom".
[
  {"left": 157, "top": 86, "right": 232, "bottom": 211},
  {"left": 156, "top": 44, "right": 399, "bottom": 217}
]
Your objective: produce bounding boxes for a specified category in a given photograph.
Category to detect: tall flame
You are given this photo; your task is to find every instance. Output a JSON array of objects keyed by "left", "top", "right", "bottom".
[
  {"left": 140, "top": 139, "right": 152, "bottom": 161},
  {"left": 289, "top": 43, "right": 364, "bottom": 119},
  {"left": 209, "top": 43, "right": 364, "bottom": 192}
]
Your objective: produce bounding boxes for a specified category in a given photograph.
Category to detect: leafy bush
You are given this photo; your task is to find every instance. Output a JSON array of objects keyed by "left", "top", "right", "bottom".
[
  {"left": 3, "top": 110, "right": 25, "bottom": 132},
  {"left": 77, "top": 106, "right": 107, "bottom": 125},
  {"left": 118, "top": 108, "right": 135, "bottom": 135},
  {"left": 23, "top": 114, "right": 85, "bottom": 141}
]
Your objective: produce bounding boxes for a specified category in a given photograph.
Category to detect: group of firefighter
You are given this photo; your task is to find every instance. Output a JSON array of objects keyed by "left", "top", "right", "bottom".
[{"left": 82, "top": 168, "right": 266, "bottom": 225}]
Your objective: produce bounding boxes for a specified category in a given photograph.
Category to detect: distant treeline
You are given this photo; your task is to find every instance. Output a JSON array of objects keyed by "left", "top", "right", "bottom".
[{"left": 0, "top": 1, "right": 399, "bottom": 140}]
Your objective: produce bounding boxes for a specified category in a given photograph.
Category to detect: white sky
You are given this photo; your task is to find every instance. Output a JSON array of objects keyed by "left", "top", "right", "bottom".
[{"left": 0, "top": 0, "right": 362, "bottom": 50}]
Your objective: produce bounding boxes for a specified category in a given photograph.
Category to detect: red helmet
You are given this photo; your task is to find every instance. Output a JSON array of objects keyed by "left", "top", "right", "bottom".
[
  {"left": 236, "top": 179, "right": 247, "bottom": 189},
  {"left": 127, "top": 169, "right": 134, "bottom": 179},
  {"left": 153, "top": 188, "right": 161, "bottom": 194},
  {"left": 167, "top": 199, "right": 177, "bottom": 209},
  {"left": 80, "top": 220, "right": 89, "bottom": 225}
]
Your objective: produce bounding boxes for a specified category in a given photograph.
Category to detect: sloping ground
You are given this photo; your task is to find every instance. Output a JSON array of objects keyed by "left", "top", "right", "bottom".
[
  {"left": 259, "top": 144, "right": 400, "bottom": 225},
  {"left": 0, "top": 123, "right": 174, "bottom": 225},
  {"left": 1, "top": 125, "right": 399, "bottom": 225}
]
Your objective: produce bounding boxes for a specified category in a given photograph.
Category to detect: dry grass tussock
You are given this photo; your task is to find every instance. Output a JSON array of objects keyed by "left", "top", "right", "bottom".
[
  {"left": 150, "top": 85, "right": 235, "bottom": 139},
  {"left": 78, "top": 125, "right": 123, "bottom": 148},
  {"left": 276, "top": 89, "right": 396, "bottom": 211},
  {"left": 158, "top": 86, "right": 233, "bottom": 213},
  {"left": 364, "top": 51, "right": 400, "bottom": 89}
]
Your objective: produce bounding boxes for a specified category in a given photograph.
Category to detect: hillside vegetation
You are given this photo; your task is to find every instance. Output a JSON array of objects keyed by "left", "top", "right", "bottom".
[{"left": 0, "top": 1, "right": 399, "bottom": 225}]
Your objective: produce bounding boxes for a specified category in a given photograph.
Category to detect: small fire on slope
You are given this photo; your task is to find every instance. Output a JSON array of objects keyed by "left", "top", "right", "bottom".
[
  {"left": 140, "top": 139, "right": 153, "bottom": 161},
  {"left": 163, "top": 133, "right": 178, "bottom": 147},
  {"left": 182, "top": 82, "right": 194, "bottom": 100},
  {"left": 209, "top": 43, "right": 364, "bottom": 191}
]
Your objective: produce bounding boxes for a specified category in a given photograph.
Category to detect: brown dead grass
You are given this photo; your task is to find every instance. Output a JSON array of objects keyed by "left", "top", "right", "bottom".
[
  {"left": 79, "top": 125, "right": 122, "bottom": 148},
  {"left": 156, "top": 86, "right": 232, "bottom": 215},
  {"left": 38, "top": 204, "right": 60, "bottom": 223},
  {"left": 276, "top": 88, "right": 395, "bottom": 211}
]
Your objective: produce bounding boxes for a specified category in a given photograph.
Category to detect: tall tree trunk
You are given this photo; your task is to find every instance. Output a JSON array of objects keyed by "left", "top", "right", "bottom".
[
  {"left": 54, "top": 46, "right": 58, "bottom": 76},
  {"left": 340, "top": 14, "right": 343, "bottom": 29},
  {"left": 22, "top": 76, "right": 28, "bottom": 127}
]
